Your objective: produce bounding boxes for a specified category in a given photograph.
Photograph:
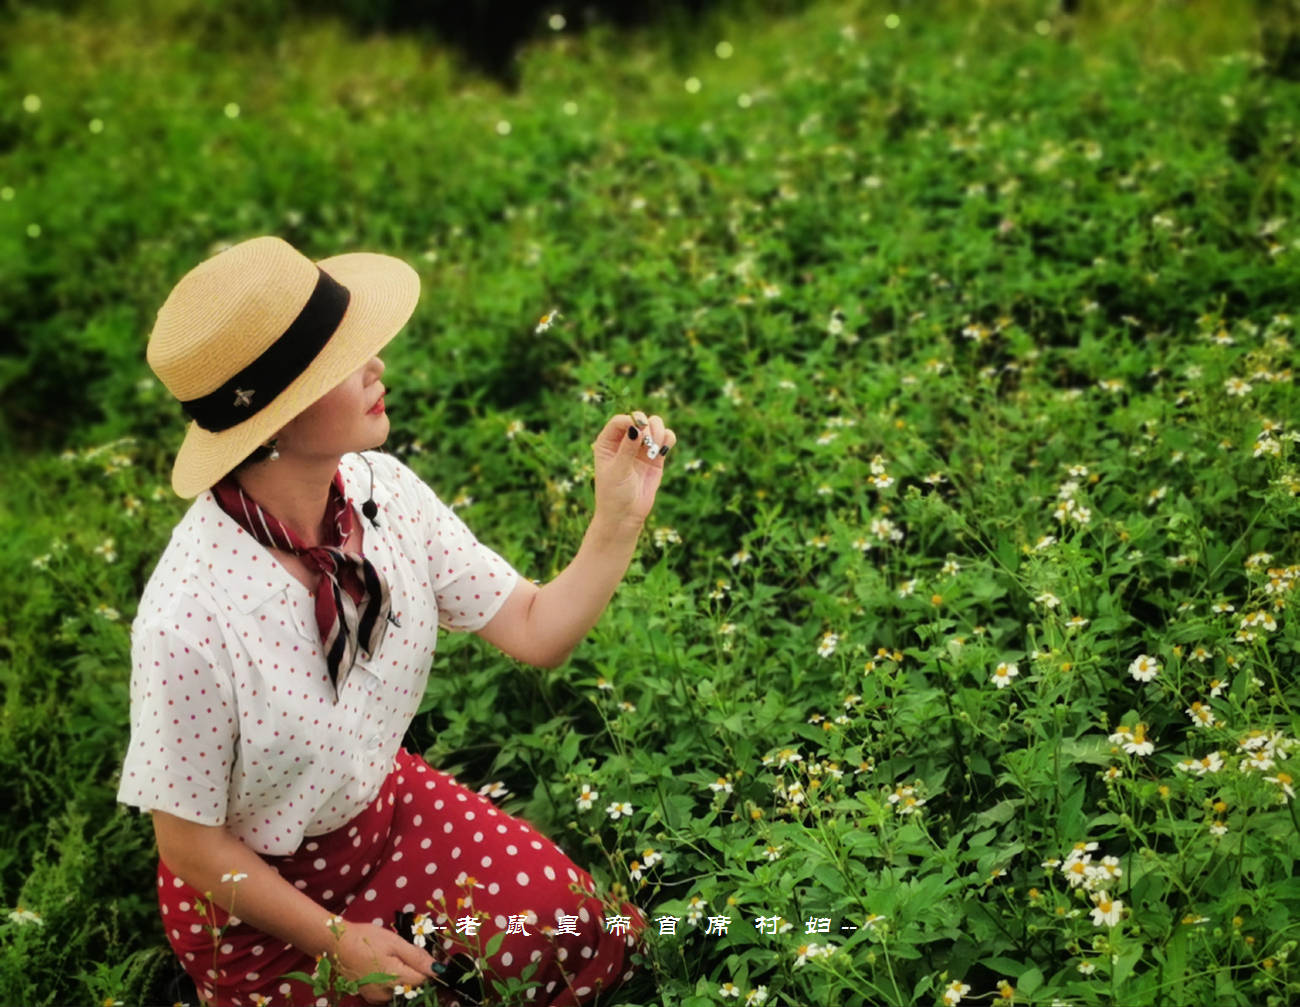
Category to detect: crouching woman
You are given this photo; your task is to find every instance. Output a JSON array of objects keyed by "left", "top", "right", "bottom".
[{"left": 116, "top": 236, "right": 674, "bottom": 1005}]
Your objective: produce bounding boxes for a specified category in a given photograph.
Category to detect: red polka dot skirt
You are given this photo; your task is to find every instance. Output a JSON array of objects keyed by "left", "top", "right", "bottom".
[{"left": 157, "top": 748, "right": 647, "bottom": 1006}]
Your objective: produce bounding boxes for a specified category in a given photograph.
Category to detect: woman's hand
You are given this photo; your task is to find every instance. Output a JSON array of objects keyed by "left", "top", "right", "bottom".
[
  {"left": 333, "top": 920, "right": 440, "bottom": 1005},
  {"left": 590, "top": 411, "right": 676, "bottom": 532}
]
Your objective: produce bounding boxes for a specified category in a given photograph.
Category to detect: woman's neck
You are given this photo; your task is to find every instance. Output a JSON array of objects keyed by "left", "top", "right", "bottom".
[{"left": 233, "top": 453, "right": 343, "bottom": 548}]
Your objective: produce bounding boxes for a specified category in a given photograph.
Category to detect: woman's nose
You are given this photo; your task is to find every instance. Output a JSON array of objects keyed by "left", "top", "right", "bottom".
[{"left": 369, "top": 356, "right": 386, "bottom": 379}]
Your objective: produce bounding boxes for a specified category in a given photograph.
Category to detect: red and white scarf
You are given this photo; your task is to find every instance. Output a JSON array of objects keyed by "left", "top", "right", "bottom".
[{"left": 211, "top": 471, "right": 391, "bottom": 702}]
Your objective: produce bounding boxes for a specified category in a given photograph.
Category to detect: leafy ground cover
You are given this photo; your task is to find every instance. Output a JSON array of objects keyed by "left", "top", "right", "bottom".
[{"left": 2, "top": 0, "right": 1299, "bottom": 1004}]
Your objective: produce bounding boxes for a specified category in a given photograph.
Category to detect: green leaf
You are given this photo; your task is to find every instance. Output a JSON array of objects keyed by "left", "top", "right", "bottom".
[
  {"left": 558, "top": 727, "right": 583, "bottom": 765},
  {"left": 1164, "top": 926, "right": 1187, "bottom": 1004},
  {"left": 1057, "top": 778, "right": 1087, "bottom": 839},
  {"left": 1058, "top": 735, "right": 1114, "bottom": 768},
  {"left": 1018, "top": 966, "right": 1044, "bottom": 995},
  {"left": 981, "top": 955, "right": 1028, "bottom": 976},
  {"left": 1112, "top": 944, "right": 1143, "bottom": 989},
  {"left": 974, "top": 799, "right": 1020, "bottom": 827},
  {"left": 483, "top": 930, "right": 507, "bottom": 958},
  {"left": 965, "top": 827, "right": 998, "bottom": 850},
  {"left": 719, "top": 713, "right": 747, "bottom": 733}
]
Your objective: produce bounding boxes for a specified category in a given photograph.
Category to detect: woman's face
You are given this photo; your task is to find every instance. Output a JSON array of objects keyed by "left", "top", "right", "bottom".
[{"left": 278, "top": 355, "right": 388, "bottom": 460}]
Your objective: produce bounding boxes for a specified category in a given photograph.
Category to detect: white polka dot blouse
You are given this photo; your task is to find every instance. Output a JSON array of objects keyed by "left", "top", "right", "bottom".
[{"left": 115, "top": 451, "right": 520, "bottom": 856}]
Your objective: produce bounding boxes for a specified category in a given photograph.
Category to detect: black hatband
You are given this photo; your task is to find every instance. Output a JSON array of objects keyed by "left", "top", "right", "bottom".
[{"left": 180, "top": 268, "right": 351, "bottom": 432}]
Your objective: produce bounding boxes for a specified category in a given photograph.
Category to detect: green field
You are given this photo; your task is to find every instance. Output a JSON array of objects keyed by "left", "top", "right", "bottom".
[{"left": 3, "top": 1, "right": 1300, "bottom": 1004}]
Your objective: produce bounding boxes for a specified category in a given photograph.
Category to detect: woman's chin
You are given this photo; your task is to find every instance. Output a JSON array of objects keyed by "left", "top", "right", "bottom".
[{"left": 364, "top": 417, "right": 390, "bottom": 448}]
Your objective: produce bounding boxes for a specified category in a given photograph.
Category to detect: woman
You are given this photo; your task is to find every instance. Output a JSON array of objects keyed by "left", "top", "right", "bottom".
[{"left": 115, "top": 236, "right": 674, "bottom": 1006}]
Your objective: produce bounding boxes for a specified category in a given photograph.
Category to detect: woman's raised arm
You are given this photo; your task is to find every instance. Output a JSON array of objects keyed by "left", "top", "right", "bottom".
[{"left": 476, "top": 412, "right": 675, "bottom": 667}]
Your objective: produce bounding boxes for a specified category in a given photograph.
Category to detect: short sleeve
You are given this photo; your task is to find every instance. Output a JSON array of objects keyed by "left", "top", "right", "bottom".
[
  {"left": 429, "top": 500, "right": 522, "bottom": 632},
  {"left": 379, "top": 455, "right": 521, "bottom": 633},
  {"left": 115, "top": 617, "right": 238, "bottom": 826}
]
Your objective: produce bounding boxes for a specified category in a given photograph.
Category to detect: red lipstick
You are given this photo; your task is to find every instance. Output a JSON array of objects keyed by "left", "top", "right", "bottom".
[{"left": 368, "top": 396, "right": 385, "bottom": 415}]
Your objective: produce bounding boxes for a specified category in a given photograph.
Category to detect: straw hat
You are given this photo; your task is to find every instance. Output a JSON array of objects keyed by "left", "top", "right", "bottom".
[{"left": 147, "top": 236, "right": 419, "bottom": 498}]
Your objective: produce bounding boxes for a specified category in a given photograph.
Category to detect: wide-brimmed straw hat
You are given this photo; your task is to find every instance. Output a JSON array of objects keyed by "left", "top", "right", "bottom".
[{"left": 147, "top": 235, "right": 419, "bottom": 498}]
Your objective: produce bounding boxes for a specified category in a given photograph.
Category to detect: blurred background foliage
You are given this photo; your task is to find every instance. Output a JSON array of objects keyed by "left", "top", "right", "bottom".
[
  {"left": 1, "top": 0, "right": 1297, "bottom": 455},
  {"left": 0, "top": 0, "right": 818, "bottom": 453},
  {"left": 0, "top": 0, "right": 820, "bottom": 83}
]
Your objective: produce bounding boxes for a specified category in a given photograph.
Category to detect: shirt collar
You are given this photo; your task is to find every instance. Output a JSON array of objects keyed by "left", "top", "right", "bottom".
[
  {"left": 197, "top": 451, "right": 393, "bottom": 618},
  {"left": 194, "top": 452, "right": 400, "bottom": 689},
  {"left": 339, "top": 450, "right": 394, "bottom": 516}
]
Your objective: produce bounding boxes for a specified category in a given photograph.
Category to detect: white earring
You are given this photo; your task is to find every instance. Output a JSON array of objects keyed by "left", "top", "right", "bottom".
[{"left": 267, "top": 438, "right": 280, "bottom": 462}]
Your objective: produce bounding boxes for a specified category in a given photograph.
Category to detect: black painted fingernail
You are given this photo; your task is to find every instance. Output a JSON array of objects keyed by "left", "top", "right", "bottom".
[
  {"left": 627, "top": 427, "right": 639, "bottom": 440},
  {"left": 660, "top": 445, "right": 671, "bottom": 458}
]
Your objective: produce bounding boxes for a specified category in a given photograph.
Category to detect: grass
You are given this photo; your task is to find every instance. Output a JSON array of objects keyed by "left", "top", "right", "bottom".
[{"left": 2, "top": 0, "right": 1300, "bottom": 1004}]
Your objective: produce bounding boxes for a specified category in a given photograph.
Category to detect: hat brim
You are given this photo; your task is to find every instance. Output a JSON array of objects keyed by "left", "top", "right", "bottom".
[{"left": 170, "top": 251, "right": 420, "bottom": 498}]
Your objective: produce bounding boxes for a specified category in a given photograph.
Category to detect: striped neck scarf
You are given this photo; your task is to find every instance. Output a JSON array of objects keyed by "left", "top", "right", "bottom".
[{"left": 211, "top": 470, "right": 391, "bottom": 702}]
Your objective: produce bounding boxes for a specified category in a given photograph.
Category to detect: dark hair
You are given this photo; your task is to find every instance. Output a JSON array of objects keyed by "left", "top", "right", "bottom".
[{"left": 232, "top": 440, "right": 277, "bottom": 473}]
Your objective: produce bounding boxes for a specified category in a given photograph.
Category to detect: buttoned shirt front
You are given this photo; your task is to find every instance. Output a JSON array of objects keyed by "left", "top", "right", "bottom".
[{"left": 115, "top": 450, "right": 520, "bottom": 856}]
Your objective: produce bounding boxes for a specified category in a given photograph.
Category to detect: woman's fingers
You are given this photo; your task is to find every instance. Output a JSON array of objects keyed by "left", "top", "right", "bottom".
[
  {"left": 371, "top": 954, "right": 437, "bottom": 1002},
  {"left": 637, "top": 414, "right": 675, "bottom": 462},
  {"left": 595, "top": 411, "right": 676, "bottom": 465},
  {"left": 389, "top": 930, "right": 440, "bottom": 981},
  {"left": 361, "top": 987, "right": 388, "bottom": 1005},
  {"left": 608, "top": 412, "right": 635, "bottom": 446},
  {"left": 361, "top": 932, "right": 442, "bottom": 1001},
  {"left": 591, "top": 413, "right": 636, "bottom": 462},
  {"left": 409, "top": 943, "right": 440, "bottom": 979},
  {"left": 653, "top": 416, "right": 676, "bottom": 452}
]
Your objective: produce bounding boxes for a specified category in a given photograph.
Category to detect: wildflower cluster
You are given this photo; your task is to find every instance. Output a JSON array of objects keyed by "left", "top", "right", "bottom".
[
  {"left": 1049, "top": 842, "right": 1123, "bottom": 894},
  {"left": 1051, "top": 476, "right": 1093, "bottom": 527},
  {"left": 793, "top": 941, "right": 836, "bottom": 968},
  {"left": 886, "top": 782, "right": 927, "bottom": 816},
  {"left": 1107, "top": 720, "right": 1155, "bottom": 756}
]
